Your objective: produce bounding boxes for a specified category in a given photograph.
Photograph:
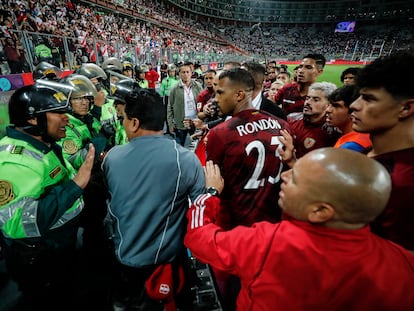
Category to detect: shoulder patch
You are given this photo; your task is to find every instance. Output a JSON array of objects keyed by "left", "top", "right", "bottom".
[
  {"left": 0, "top": 180, "right": 15, "bottom": 206},
  {"left": 62, "top": 140, "right": 79, "bottom": 155}
]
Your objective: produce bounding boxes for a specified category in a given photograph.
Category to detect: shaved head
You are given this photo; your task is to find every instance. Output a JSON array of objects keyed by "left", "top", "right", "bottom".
[{"left": 297, "top": 148, "right": 391, "bottom": 224}]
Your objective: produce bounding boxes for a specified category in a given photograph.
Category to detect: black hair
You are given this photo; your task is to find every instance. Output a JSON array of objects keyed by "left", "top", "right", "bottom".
[
  {"left": 356, "top": 52, "right": 414, "bottom": 100},
  {"left": 124, "top": 89, "right": 165, "bottom": 131},
  {"left": 241, "top": 62, "right": 266, "bottom": 88},
  {"left": 218, "top": 68, "right": 255, "bottom": 92},
  {"left": 328, "top": 85, "right": 360, "bottom": 109},
  {"left": 303, "top": 53, "right": 326, "bottom": 69},
  {"left": 340, "top": 67, "right": 361, "bottom": 82}
]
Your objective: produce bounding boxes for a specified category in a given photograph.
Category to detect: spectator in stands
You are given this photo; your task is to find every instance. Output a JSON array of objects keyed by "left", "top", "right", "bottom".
[
  {"left": 145, "top": 62, "right": 160, "bottom": 89},
  {"left": 2, "top": 37, "right": 24, "bottom": 73},
  {"left": 167, "top": 62, "right": 203, "bottom": 146},
  {"left": 289, "top": 82, "right": 339, "bottom": 159},
  {"left": 350, "top": 52, "right": 414, "bottom": 253},
  {"left": 185, "top": 149, "right": 414, "bottom": 311},
  {"left": 275, "top": 54, "right": 326, "bottom": 119},
  {"left": 326, "top": 85, "right": 371, "bottom": 152},
  {"left": 340, "top": 67, "right": 361, "bottom": 86}
]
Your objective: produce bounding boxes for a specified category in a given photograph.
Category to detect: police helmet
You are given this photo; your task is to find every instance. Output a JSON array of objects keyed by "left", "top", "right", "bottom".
[
  {"left": 77, "top": 63, "right": 107, "bottom": 81},
  {"left": 32, "top": 61, "right": 63, "bottom": 81},
  {"left": 167, "top": 64, "right": 177, "bottom": 72},
  {"left": 109, "top": 79, "right": 140, "bottom": 105},
  {"left": 8, "top": 80, "right": 73, "bottom": 139},
  {"left": 123, "top": 61, "right": 134, "bottom": 72},
  {"left": 101, "top": 57, "right": 123, "bottom": 73},
  {"left": 136, "top": 64, "right": 149, "bottom": 74},
  {"left": 63, "top": 74, "right": 97, "bottom": 102}
]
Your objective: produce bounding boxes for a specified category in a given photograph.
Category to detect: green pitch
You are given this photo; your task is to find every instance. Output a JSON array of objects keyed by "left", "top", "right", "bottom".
[{"left": 286, "top": 64, "right": 365, "bottom": 87}]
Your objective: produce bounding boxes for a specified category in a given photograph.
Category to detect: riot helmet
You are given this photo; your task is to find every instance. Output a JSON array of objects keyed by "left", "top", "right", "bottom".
[
  {"left": 8, "top": 80, "right": 73, "bottom": 141},
  {"left": 62, "top": 74, "right": 97, "bottom": 116},
  {"left": 77, "top": 63, "right": 107, "bottom": 86},
  {"left": 32, "top": 61, "right": 63, "bottom": 81},
  {"left": 109, "top": 79, "right": 141, "bottom": 105}
]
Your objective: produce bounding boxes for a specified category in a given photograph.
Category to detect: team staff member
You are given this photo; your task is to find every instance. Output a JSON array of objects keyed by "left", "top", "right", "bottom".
[
  {"left": 186, "top": 150, "right": 414, "bottom": 311},
  {"left": 102, "top": 88, "right": 205, "bottom": 311},
  {"left": 0, "top": 81, "right": 94, "bottom": 310}
]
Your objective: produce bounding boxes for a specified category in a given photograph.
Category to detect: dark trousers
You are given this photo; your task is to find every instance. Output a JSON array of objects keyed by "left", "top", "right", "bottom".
[
  {"left": 3, "top": 240, "right": 77, "bottom": 311},
  {"left": 174, "top": 128, "right": 195, "bottom": 147}
]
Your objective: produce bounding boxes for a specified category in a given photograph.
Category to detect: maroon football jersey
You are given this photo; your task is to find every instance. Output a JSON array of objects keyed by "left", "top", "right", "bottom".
[
  {"left": 206, "top": 109, "right": 291, "bottom": 230},
  {"left": 274, "top": 82, "right": 306, "bottom": 115},
  {"left": 289, "top": 116, "right": 339, "bottom": 159},
  {"left": 371, "top": 148, "right": 414, "bottom": 251}
]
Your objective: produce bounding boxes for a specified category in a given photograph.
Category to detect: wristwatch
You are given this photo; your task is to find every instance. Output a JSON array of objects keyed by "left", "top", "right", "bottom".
[{"left": 206, "top": 186, "right": 219, "bottom": 197}]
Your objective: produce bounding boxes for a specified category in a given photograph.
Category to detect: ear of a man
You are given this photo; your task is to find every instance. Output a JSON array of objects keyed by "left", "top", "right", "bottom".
[{"left": 307, "top": 203, "right": 335, "bottom": 224}]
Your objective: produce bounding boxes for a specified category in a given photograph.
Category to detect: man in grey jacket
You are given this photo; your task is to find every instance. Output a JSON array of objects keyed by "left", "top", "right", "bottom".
[
  {"left": 167, "top": 62, "right": 203, "bottom": 146},
  {"left": 102, "top": 85, "right": 205, "bottom": 310}
]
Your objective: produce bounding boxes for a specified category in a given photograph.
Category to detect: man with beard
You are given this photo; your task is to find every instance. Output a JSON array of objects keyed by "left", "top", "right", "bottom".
[{"left": 289, "top": 82, "right": 340, "bottom": 159}]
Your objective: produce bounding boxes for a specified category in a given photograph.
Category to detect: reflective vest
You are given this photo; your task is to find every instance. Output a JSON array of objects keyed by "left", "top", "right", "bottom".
[
  {"left": 115, "top": 119, "right": 128, "bottom": 145},
  {"left": 0, "top": 136, "right": 83, "bottom": 239},
  {"left": 57, "top": 113, "right": 101, "bottom": 170}
]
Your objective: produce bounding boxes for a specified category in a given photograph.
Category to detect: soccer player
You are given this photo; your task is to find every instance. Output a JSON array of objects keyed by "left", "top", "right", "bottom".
[
  {"left": 206, "top": 68, "right": 291, "bottom": 229},
  {"left": 350, "top": 52, "right": 414, "bottom": 252}
]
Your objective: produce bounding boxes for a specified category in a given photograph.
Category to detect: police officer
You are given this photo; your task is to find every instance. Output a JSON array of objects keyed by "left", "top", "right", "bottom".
[
  {"left": 58, "top": 74, "right": 107, "bottom": 170},
  {"left": 77, "top": 63, "right": 117, "bottom": 146},
  {"left": 34, "top": 38, "right": 53, "bottom": 64},
  {"left": 158, "top": 64, "right": 179, "bottom": 134},
  {"left": 135, "top": 64, "right": 149, "bottom": 88},
  {"left": 32, "top": 61, "right": 63, "bottom": 81},
  {"left": 0, "top": 80, "right": 94, "bottom": 310},
  {"left": 122, "top": 61, "right": 134, "bottom": 78},
  {"left": 108, "top": 79, "right": 141, "bottom": 145}
]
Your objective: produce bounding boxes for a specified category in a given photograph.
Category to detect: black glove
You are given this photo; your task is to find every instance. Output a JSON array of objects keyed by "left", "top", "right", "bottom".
[
  {"left": 100, "top": 122, "right": 116, "bottom": 139},
  {"left": 89, "top": 136, "right": 107, "bottom": 161}
]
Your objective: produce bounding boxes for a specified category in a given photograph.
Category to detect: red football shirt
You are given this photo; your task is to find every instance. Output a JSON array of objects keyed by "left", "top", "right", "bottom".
[
  {"left": 371, "top": 148, "right": 414, "bottom": 251},
  {"left": 206, "top": 109, "right": 291, "bottom": 229},
  {"left": 274, "top": 82, "right": 305, "bottom": 115},
  {"left": 289, "top": 116, "right": 340, "bottom": 159}
]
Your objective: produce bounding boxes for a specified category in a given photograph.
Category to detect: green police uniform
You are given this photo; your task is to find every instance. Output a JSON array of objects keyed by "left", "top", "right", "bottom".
[
  {"left": 137, "top": 79, "right": 149, "bottom": 89},
  {"left": 115, "top": 119, "right": 128, "bottom": 145},
  {"left": 159, "top": 76, "right": 179, "bottom": 97},
  {"left": 58, "top": 113, "right": 102, "bottom": 170},
  {"left": 91, "top": 89, "right": 118, "bottom": 147},
  {"left": 0, "top": 126, "right": 83, "bottom": 244}
]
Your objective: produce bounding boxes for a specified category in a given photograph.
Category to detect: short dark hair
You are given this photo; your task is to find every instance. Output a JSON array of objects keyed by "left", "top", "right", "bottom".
[
  {"left": 241, "top": 61, "right": 266, "bottom": 88},
  {"left": 328, "top": 85, "right": 359, "bottom": 110},
  {"left": 303, "top": 53, "right": 326, "bottom": 69},
  {"left": 356, "top": 52, "right": 414, "bottom": 100},
  {"left": 340, "top": 67, "right": 361, "bottom": 82},
  {"left": 219, "top": 68, "right": 255, "bottom": 92},
  {"left": 124, "top": 89, "right": 165, "bottom": 131}
]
